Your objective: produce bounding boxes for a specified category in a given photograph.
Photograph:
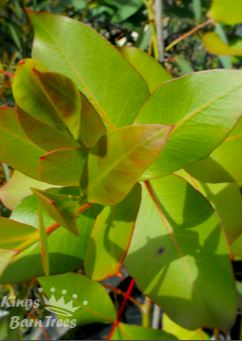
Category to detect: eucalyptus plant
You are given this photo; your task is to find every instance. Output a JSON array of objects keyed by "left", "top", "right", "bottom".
[{"left": 0, "top": 2, "right": 241, "bottom": 339}]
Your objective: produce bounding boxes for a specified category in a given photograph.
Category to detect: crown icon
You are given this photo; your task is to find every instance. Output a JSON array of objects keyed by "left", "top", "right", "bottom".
[{"left": 38, "top": 287, "right": 87, "bottom": 317}]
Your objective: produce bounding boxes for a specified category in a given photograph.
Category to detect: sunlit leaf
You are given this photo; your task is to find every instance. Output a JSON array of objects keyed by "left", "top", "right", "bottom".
[
  {"left": 33, "top": 188, "right": 82, "bottom": 235},
  {"left": 0, "top": 107, "right": 44, "bottom": 179},
  {"left": 13, "top": 59, "right": 82, "bottom": 139},
  {"left": 0, "top": 171, "right": 58, "bottom": 210},
  {"left": 85, "top": 184, "right": 141, "bottom": 280},
  {"left": 39, "top": 147, "right": 87, "bottom": 186},
  {"left": 112, "top": 323, "right": 176, "bottom": 340},
  {"left": 0, "top": 196, "right": 102, "bottom": 283},
  {"left": 84, "top": 125, "right": 172, "bottom": 205},
  {"left": 29, "top": 12, "right": 149, "bottom": 127},
  {"left": 118, "top": 47, "right": 172, "bottom": 93},
  {"left": 186, "top": 118, "right": 242, "bottom": 183},
  {"left": 208, "top": 0, "right": 242, "bottom": 25},
  {"left": 0, "top": 216, "right": 36, "bottom": 250},
  {"left": 38, "top": 273, "right": 116, "bottom": 324},
  {"left": 136, "top": 70, "right": 242, "bottom": 178},
  {"left": 126, "top": 175, "right": 236, "bottom": 330},
  {"left": 203, "top": 32, "right": 242, "bottom": 56},
  {"left": 163, "top": 314, "right": 209, "bottom": 340}
]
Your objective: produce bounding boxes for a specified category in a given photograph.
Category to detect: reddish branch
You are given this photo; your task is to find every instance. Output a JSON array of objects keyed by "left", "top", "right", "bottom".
[
  {"left": 165, "top": 18, "right": 214, "bottom": 51},
  {"left": 15, "top": 202, "right": 92, "bottom": 255},
  {"left": 0, "top": 70, "right": 14, "bottom": 78},
  {"left": 107, "top": 278, "right": 136, "bottom": 339}
]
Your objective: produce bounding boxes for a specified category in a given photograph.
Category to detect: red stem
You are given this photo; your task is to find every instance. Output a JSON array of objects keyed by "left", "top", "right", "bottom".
[{"left": 107, "top": 278, "right": 136, "bottom": 339}]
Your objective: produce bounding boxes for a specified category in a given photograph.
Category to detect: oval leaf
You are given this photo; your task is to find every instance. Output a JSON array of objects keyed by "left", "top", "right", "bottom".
[
  {"left": 125, "top": 175, "right": 237, "bottom": 330},
  {"left": 137, "top": 70, "right": 242, "bottom": 178},
  {"left": 29, "top": 12, "right": 149, "bottom": 127},
  {"left": 84, "top": 124, "right": 172, "bottom": 205}
]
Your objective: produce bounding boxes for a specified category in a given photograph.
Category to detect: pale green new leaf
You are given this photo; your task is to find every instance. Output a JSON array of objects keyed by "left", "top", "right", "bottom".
[{"left": 0, "top": 170, "right": 57, "bottom": 210}]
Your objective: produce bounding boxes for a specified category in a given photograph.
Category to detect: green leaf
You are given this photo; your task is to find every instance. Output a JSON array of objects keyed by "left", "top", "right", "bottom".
[
  {"left": 203, "top": 32, "right": 242, "bottom": 56},
  {"left": 0, "top": 216, "right": 36, "bottom": 249},
  {"left": 112, "top": 323, "right": 176, "bottom": 340},
  {"left": 208, "top": 0, "right": 242, "bottom": 25},
  {"left": 38, "top": 273, "right": 116, "bottom": 324},
  {"left": 192, "top": 0, "right": 201, "bottom": 23},
  {"left": 118, "top": 47, "right": 172, "bottom": 93},
  {"left": 0, "top": 107, "right": 44, "bottom": 179},
  {"left": 0, "top": 195, "right": 102, "bottom": 283},
  {"left": 199, "top": 183, "right": 242, "bottom": 242},
  {"left": 13, "top": 59, "right": 82, "bottom": 139},
  {"left": 29, "top": 11, "right": 149, "bottom": 127},
  {"left": 17, "top": 107, "right": 78, "bottom": 150},
  {"left": 38, "top": 206, "right": 49, "bottom": 276},
  {"left": 185, "top": 119, "right": 242, "bottom": 183},
  {"left": 125, "top": 175, "right": 236, "bottom": 330},
  {"left": 0, "top": 170, "right": 57, "bottom": 210},
  {"left": 79, "top": 95, "right": 106, "bottom": 149},
  {"left": 163, "top": 314, "right": 209, "bottom": 340},
  {"left": 39, "top": 147, "right": 87, "bottom": 186},
  {"left": 85, "top": 184, "right": 141, "bottom": 280},
  {"left": 111, "top": 0, "right": 143, "bottom": 23},
  {"left": 136, "top": 70, "right": 242, "bottom": 178},
  {"left": 0, "top": 249, "right": 16, "bottom": 277},
  {"left": 84, "top": 125, "right": 172, "bottom": 205},
  {"left": 32, "top": 188, "right": 81, "bottom": 235},
  {"left": 231, "top": 235, "right": 242, "bottom": 259}
]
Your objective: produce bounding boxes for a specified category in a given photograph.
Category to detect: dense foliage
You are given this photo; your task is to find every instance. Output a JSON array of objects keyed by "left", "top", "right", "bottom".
[{"left": 0, "top": 0, "right": 241, "bottom": 340}]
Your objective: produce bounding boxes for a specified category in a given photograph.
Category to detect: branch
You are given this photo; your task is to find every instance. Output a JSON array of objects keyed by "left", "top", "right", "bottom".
[
  {"left": 154, "top": 0, "right": 164, "bottom": 62},
  {"left": 165, "top": 18, "right": 214, "bottom": 52}
]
